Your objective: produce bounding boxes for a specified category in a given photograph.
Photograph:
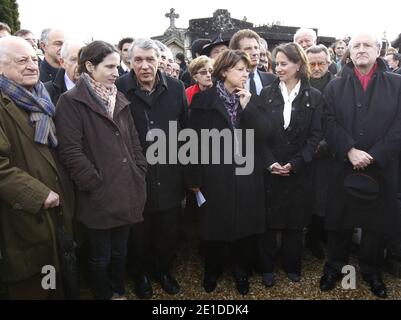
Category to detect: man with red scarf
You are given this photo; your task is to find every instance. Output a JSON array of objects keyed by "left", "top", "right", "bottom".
[{"left": 320, "top": 33, "right": 401, "bottom": 298}]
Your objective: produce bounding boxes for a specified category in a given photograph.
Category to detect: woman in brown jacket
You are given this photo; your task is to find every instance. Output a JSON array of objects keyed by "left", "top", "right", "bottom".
[{"left": 55, "top": 41, "right": 147, "bottom": 300}]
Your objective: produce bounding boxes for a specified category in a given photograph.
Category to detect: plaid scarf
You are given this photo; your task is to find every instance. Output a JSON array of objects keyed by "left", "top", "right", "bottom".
[
  {"left": 0, "top": 75, "right": 57, "bottom": 147},
  {"left": 216, "top": 80, "right": 242, "bottom": 128},
  {"left": 81, "top": 73, "right": 117, "bottom": 119}
]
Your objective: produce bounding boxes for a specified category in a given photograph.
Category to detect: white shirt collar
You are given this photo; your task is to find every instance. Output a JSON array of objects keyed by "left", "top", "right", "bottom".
[
  {"left": 121, "top": 61, "right": 129, "bottom": 72},
  {"left": 279, "top": 80, "right": 301, "bottom": 130},
  {"left": 64, "top": 72, "right": 76, "bottom": 91},
  {"left": 279, "top": 80, "right": 301, "bottom": 101}
]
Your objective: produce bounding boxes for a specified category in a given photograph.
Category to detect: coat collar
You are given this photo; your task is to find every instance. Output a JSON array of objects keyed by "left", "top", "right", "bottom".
[
  {"left": 70, "top": 77, "right": 130, "bottom": 120},
  {"left": 0, "top": 91, "right": 58, "bottom": 173},
  {"left": 191, "top": 86, "right": 232, "bottom": 128},
  {"left": 125, "top": 69, "right": 168, "bottom": 93},
  {"left": 269, "top": 77, "right": 312, "bottom": 99},
  {"left": 341, "top": 57, "right": 388, "bottom": 78},
  {"left": 51, "top": 68, "right": 67, "bottom": 92}
]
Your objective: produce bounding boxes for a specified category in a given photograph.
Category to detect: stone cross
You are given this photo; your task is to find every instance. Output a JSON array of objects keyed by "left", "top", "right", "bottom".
[{"left": 166, "top": 8, "right": 179, "bottom": 29}]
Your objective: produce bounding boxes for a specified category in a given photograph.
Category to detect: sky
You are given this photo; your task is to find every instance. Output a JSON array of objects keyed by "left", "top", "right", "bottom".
[{"left": 17, "top": 0, "right": 401, "bottom": 45}]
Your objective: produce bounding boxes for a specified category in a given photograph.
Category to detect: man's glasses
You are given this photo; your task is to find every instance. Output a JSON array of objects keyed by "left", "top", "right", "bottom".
[
  {"left": 309, "top": 62, "right": 327, "bottom": 68},
  {"left": 197, "top": 69, "right": 213, "bottom": 76}
]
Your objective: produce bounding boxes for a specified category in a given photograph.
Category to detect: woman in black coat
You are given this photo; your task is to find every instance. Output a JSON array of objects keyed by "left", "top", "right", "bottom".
[
  {"left": 187, "top": 50, "right": 265, "bottom": 295},
  {"left": 250, "top": 43, "right": 323, "bottom": 287}
]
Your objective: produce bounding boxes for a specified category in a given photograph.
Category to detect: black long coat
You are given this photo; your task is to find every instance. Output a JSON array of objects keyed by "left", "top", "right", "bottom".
[
  {"left": 323, "top": 58, "right": 401, "bottom": 235},
  {"left": 249, "top": 78, "right": 323, "bottom": 229},
  {"left": 116, "top": 70, "right": 188, "bottom": 213},
  {"left": 186, "top": 87, "right": 266, "bottom": 242}
]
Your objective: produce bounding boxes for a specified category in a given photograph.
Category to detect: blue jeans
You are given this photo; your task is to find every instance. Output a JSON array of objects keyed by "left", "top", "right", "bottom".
[{"left": 86, "top": 225, "right": 131, "bottom": 300}]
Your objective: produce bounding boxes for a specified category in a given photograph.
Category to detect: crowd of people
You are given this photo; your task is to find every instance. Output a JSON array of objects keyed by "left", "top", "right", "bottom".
[{"left": 1, "top": 20, "right": 401, "bottom": 300}]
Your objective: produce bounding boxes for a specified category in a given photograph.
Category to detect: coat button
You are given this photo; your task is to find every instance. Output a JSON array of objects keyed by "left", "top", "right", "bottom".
[
  {"left": 150, "top": 121, "right": 154, "bottom": 125},
  {"left": 359, "top": 132, "right": 364, "bottom": 136},
  {"left": 157, "top": 182, "right": 161, "bottom": 186},
  {"left": 55, "top": 176, "right": 58, "bottom": 181},
  {"left": 122, "top": 158, "right": 128, "bottom": 163},
  {"left": 115, "top": 131, "right": 120, "bottom": 136},
  {"left": 357, "top": 103, "right": 362, "bottom": 108}
]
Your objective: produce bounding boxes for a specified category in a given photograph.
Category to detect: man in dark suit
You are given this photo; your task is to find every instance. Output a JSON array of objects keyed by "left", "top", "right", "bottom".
[
  {"left": 321, "top": 33, "right": 401, "bottom": 298},
  {"left": 44, "top": 40, "right": 84, "bottom": 105},
  {"left": 229, "top": 29, "right": 276, "bottom": 96},
  {"left": 39, "top": 28, "right": 66, "bottom": 83},
  {"left": 117, "top": 37, "right": 134, "bottom": 77}
]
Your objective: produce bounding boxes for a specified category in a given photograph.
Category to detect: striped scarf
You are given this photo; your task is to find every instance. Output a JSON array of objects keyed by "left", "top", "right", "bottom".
[
  {"left": 81, "top": 73, "right": 117, "bottom": 119},
  {"left": 0, "top": 75, "right": 57, "bottom": 147}
]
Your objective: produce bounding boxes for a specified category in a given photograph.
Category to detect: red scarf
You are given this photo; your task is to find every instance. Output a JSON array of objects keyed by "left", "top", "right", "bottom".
[
  {"left": 354, "top": 63, "right": 378, "bottom": 92},
  {"left": 185, "top": 84, "right": 201, "bottom": 106}
]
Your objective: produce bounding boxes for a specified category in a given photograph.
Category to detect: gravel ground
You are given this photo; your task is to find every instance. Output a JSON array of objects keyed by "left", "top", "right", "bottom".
[{"left": 81, "top": 238, "right": 401, "bottom": 300}]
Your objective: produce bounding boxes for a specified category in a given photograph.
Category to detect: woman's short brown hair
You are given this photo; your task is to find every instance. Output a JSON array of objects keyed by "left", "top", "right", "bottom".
[
  {"left": 212, "top": 50, "right": 251, "bottom": 82},
  {"left": 188, "top": 55, "right": 213, "bottom": 78},
  {"left": 273, "top": 42, "right": 311, "bottom": 79}
]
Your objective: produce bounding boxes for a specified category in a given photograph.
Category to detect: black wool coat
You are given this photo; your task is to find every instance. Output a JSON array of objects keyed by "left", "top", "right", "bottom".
[
  {"left": 323, "top": 58, "right": 401, "bottom": 235},
  {"left": 186, "top": 87, "right": 266, "bottom": 241},
  {"left": 248, "top": 78, "right": 323, "bottom": 229},
  {"left": 44, "top": 68, "right": 67, "bottom": 106},
  {"left": 116, "top": 70, "right": 188, "bottom": 213}
]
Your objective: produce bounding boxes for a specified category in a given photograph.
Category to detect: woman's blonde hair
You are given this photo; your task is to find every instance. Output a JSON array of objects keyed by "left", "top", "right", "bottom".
[{"left": 188, "top": 55, "right": 213, "bottom": 78}]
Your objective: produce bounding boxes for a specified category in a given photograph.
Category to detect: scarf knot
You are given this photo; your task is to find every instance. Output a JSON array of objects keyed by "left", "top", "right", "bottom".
[
  {"left": 81, "top": 73, "right": 117, "bottom": 119},
  {"left": 0, "top": 75, "right": 58, "bottom": 147},
  {"left": 216, "top": 80, "right": 241, "bottom": 128}
]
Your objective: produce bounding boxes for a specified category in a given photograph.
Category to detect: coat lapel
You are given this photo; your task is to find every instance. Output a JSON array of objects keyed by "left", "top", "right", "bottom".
[{"left": 2, "top": 95, "right": 58, "bottom": 173}]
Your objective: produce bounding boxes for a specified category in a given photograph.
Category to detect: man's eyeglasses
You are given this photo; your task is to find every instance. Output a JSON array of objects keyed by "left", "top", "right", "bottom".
[
  {"left": 309, "top": 62, "right": 327, "bottom": 68},
  {"left": 197, "top": 69, "right": 213, "bottom": 76}
]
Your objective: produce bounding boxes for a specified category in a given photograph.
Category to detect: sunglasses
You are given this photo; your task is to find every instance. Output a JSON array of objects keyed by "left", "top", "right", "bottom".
[{"left": 197, "top": 69, "right": 213, "bottom": 76}]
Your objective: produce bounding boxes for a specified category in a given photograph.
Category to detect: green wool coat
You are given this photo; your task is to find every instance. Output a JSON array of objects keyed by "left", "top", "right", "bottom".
[{"left": 0, "top": 91, "right": 75, "bottom": 283}]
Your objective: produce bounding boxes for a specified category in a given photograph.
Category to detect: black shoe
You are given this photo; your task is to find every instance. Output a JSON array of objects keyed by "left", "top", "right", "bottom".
[
  {"left": 287, "top": 273, "right": 301, "bottom": 283},
  {"left": 320, "top": 273, "right": 341, "bottom": 291},
  {"left": 262, "top": 273, "right": 275, "bottom": 288},
  {"left": 134, "top": 275, "right": 153, "bottom": 299},
  {"left": 235, "top": 276, "right": 249, "bottom": 295},
  {"left": 156, "top": 272, "right": 180, "bottom": 295},
  {"left": 203, "top": 275, "right": 218, "bottom": 293},
  {"left": 362, "top": 274, "right": 387, "bottom": 299}
]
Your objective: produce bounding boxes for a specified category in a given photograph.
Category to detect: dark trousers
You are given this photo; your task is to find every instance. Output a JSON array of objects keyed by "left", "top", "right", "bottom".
[
  {"left": 324, "top": 229, "right": 385, "bottom": 276},
  {"left": 86, "top": 225, "right": 131, "bottom": 300},
  {"left": 259, "top": 229, "right": 304, "bottom": 275},
  {"left": 203, "top": 236, "right": 255, "bottom": 278},
  {"left": 128, "top": 205, "right": 180, "bottom": 276}
]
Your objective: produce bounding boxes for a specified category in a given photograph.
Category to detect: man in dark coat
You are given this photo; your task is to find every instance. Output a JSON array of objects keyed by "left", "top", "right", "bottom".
[
  {"left": 320, "top": 33, "right": 401, "bottom": 298},
  {"left": 229, "top": 29, "right": 276, "bottom": 96},
  {"left": 117, "top": 37, "right": 134, "bottom": 77},
  {"left": 44, "top": 40, "right": 83, "bottom": 105},
  {"left": 116, "top": 38, "right": 187, "bottom": 299},
  {"left": 0, "top": 36, "right": 75, "bottom": 299},
  {"left": 304, "top": 44, "right": 336, "bottom": 259},
  {"left": 39, "top": 29, "right": 66, "bottom": 83}
]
